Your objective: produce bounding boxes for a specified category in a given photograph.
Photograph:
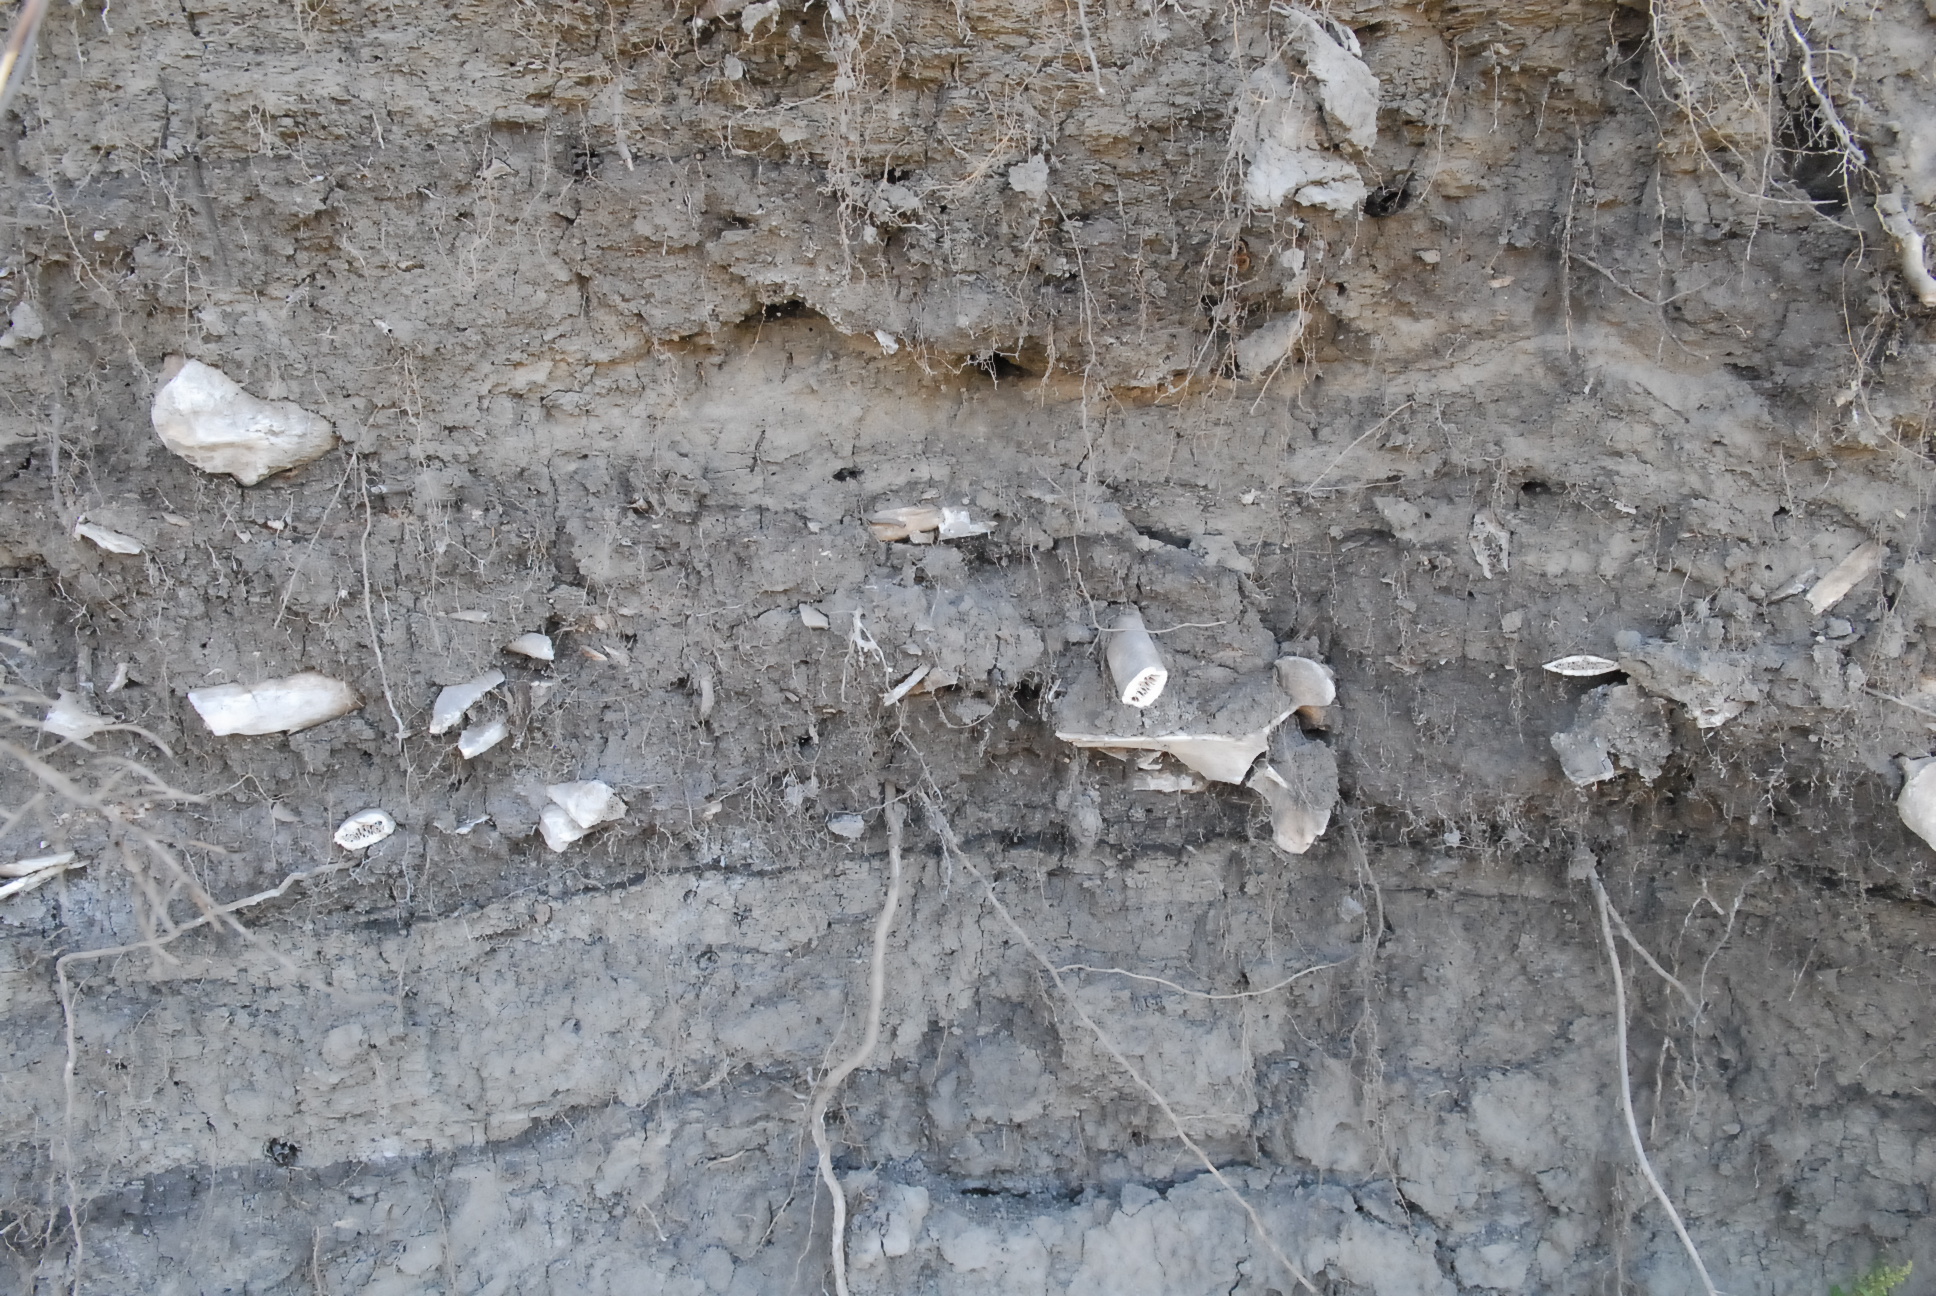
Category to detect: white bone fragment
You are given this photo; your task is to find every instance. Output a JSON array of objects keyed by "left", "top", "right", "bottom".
[
  {"left": 1469, "top": 509, "right": 1510, "bottom": 579},
  {"left": 73, "top": 520, "right": 143, "bottom": 554},
  {"left": 0, "top": 852, "right": 84, "bottom": 901},
  {"left": 1105, "top": 608, "right": 1168, "bottom": 708},
  {"left": 445, "top": 609, "right": 491, "bottom": 623},
  {"left": 106, "top": 662, "right": 130, "bottom": 693},
  {"left": 1274, "top": 656, "right": 1337, "bottom": 709},
  {"left": 937, "top": 507, "right": 991, "bottom": 540},
  {"left": 429, "top": 670, "right": 504, "bottom": 735},
  {"left": 827, "top": 813, "right": 866, "bottom": 839},
  {"left": 1059, "top": 723, "right": 1286, "bottom": 786},
  {"left": 1877, "top": 192, "right": 1936, "bottom": 307},
  {"left": 1805, "top": 540, "right": 1886, "bottom": 615},
  {"left": 457, "top": 717, "right": 508, "bottom": 759},
  {"left": 44, "top": 690, "right": 111, "bottom": 742},
  {"left": 1, "top": 851, "right": 76, "bottom": 879},
  {"left": 873, "top": 329, "right": 900, "bottom": 355},
  {"left": 799, "top": 604, "right": 831, "bottom": 629},
  {"left": 881, "top": 665, "right": 931, "bottom": 706},
  {"left": 539, "top": 805, "right": 592, "bottom": 852},
  {"left": 189, "top": 671, "right": 359, "bottom": 736},
  {"left": 1897, "top": 756, "right": 1936, "bottom": 851},
  {"left": 151, "top": 359, "right": 336, "bottom": 486},
  {"left": 867, "top": 506, "right": 943, "bottom": 542},
  {"left": 1131, "top": 768, "right": 1206, "bottom": 793},
  {"left": 504, "top": 632, "right": 555, "bottom": 661},
  {"left": 1767, "top": 569, "right": 1816, "bottom": 603},
  {"left": 547, "top": 780, "right": 626, "bottom": 831},
  {"left": 1543, "top": 655, "right": 1621, "bottom": 678},
  {"left": 333, "top": 810, "right": 396, "bottom": 851}
]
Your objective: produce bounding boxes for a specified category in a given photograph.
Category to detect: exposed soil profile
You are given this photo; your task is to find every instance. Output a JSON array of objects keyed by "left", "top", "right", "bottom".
[{"left": 2, "top": 1, "right": 1934, "bottom": 1292}]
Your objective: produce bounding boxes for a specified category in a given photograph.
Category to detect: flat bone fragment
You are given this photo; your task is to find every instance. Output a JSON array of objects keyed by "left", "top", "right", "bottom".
[
  {"left": 44, "top": 690, "right": 111, "bottom": 742},
  {"left": 73, "top": 520, "right": 144, "bottom": 554},
  {"left": 504, "top": 632, "right": 555, "bottom": 661},
  {"left": 1542, "top": 655, "right": 1621, "bottom": 678},
  {"left": 1897, "top": 757, "right": 1936, "bottom": 851},
  {"left": 799, "top": 604, "right": 831, "bottom": 629},
  {"left": 333, "top": 810, "right": 396, "bottom": 851},
  {"left": 867, "top": 505, "right": 992, "bottom": 543},
  {"left": 151, "top": 358, "right": 337, "bottom": 486},
  {"left": 1131, "top": 768, "right": 1207, "bottom": 793},
  {"left": 1805, "top": 540, "right": 1887, "bottom": 615},
  {"left": 1, "top": 851, "right": 77, "bottom": 879},
  {"left": 429, "top": 670, "right": 505, "bottom": 735},
  {"left": 1247, "top": 729, "right": 1338, "bottom": 855},
  {"left": 881, "top": 665, "right": 931, "bottom": 706},
  {"left": 547, "top": 780, "right": 626, "bottom": 831},
  {"left": 827, "top": 813, "right": 866, "bottom": 839},
  {"left": 1877, "top": 193, "right": 1936, "bottom": 307},
  {"left": 1105, "top": 608, "right": 1168, "bottom": 708},
  {"left": 457, "top": 717, "right": 508, "bottom": 759},
  {"left": 1056, "top": 667, "right": 1293, "bottom": 784},
  {"left": 189, "top": 672, "right": 359, "bottom": 736},
  {"left": 0, "top": 852, "right": 84, "bottom": 901},
  {"left": 539, "top": 805, "right": 592, "bottom": 852}
]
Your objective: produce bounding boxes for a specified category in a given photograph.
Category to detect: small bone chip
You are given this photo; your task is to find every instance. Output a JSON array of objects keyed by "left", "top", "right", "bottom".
[
  {"left": 44, "top": 690, "right": 111, "bottom": 742},
  {"left": 1542, "top": 655, "right": 1621, "bottom": 677},
  {"left": 333, "top": 810, "right": 396, "bottom": 851},
  {"left": 504, "top": 632, "right": 555, "bottom": 661},
  {"left": 799, "top": 604, "right": 831, "bottom": 629},
  {"left": 0, "top": 851, "right": 84, "bottom": 901},
  {"left": 867, "top": 505, "right": 992, "bottom": 543},
  {"left": 189, "top": 672, "right": 359, "bottom": 736},
  {"left": 74, "top": 521, "right": 144, "bottom": 554},
  {"left": 827, "top": 813, "right": 866, "bottom": 839},
  {"left": 457, "top": 717, "right": 508, "bottom": 759},
  {"left": 429, "top": 670, "right": 504, "bottom": 735}
]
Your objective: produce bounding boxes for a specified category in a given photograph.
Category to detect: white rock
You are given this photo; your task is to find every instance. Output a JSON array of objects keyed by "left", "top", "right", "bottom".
[
  {"left": 151, "top": 359, "right": 337, "bottom": 487},
  {"left": 44, "top": 690, "right": 111, "bottom": 742},
  {"left": 1542, "top": 655, "right": 1620, "bottom": 677},
  {"left": 73, "top": 520, "right": 144, "bottom": 554},
  {"left": 1234, "top": 16, "right": 1378, "bottom": 214},
  {"left": 547, "top": 780, "right": 626, "bottom": 831},
  {"left": 1897, "top": 757, "right": 1936, "bottom": 852},
  {"left": 189, "top": 671, "right": 359, "bottom": 736},
  {"left": 827, "top": 813, "right": 866, "bottom": 839},
  {"left": 1275, "top": 656, "right": 1337, "bottom": 709},
  {"left": 333, "top": 810, "right": 396, "bottom": 851},
  {"left": 429, "top": 670, "right": 504, "bottom": 735},
  {"left": 457, "top": 717, "right": 508, "bottom": 759},
  {"left": 1469, "top": 509, "right": 1510, "bottom": 579},
  {"left": 1008, "top": 155, "right": 1050, "bottom": 198},
  {"left": 0, "top": 299, "right": 45, "bottom": 349},
  {"left": 1234, "top": 312, "right": 1307, "bottom": 378},
  {"left": 799, "top": 604, "right": 830, "bottom": 629},
  {"left": 504, "top": 632, "right": 555, "bottom": 661}
]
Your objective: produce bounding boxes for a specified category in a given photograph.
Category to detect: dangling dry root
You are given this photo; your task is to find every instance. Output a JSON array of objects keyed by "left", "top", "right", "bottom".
[{"left": 808, "top": 785, "right": 906, "bottom": 1296}]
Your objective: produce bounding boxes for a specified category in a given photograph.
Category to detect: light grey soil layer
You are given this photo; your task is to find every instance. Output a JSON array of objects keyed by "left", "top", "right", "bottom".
[{"left": 2, "top": 1, "right": 1934, "bottom": 1293}]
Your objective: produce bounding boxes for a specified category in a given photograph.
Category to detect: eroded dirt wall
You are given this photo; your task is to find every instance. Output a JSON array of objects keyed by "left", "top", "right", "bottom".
[{"left": 1, "top": 1, "right": 1935, "bottom": 1293}]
